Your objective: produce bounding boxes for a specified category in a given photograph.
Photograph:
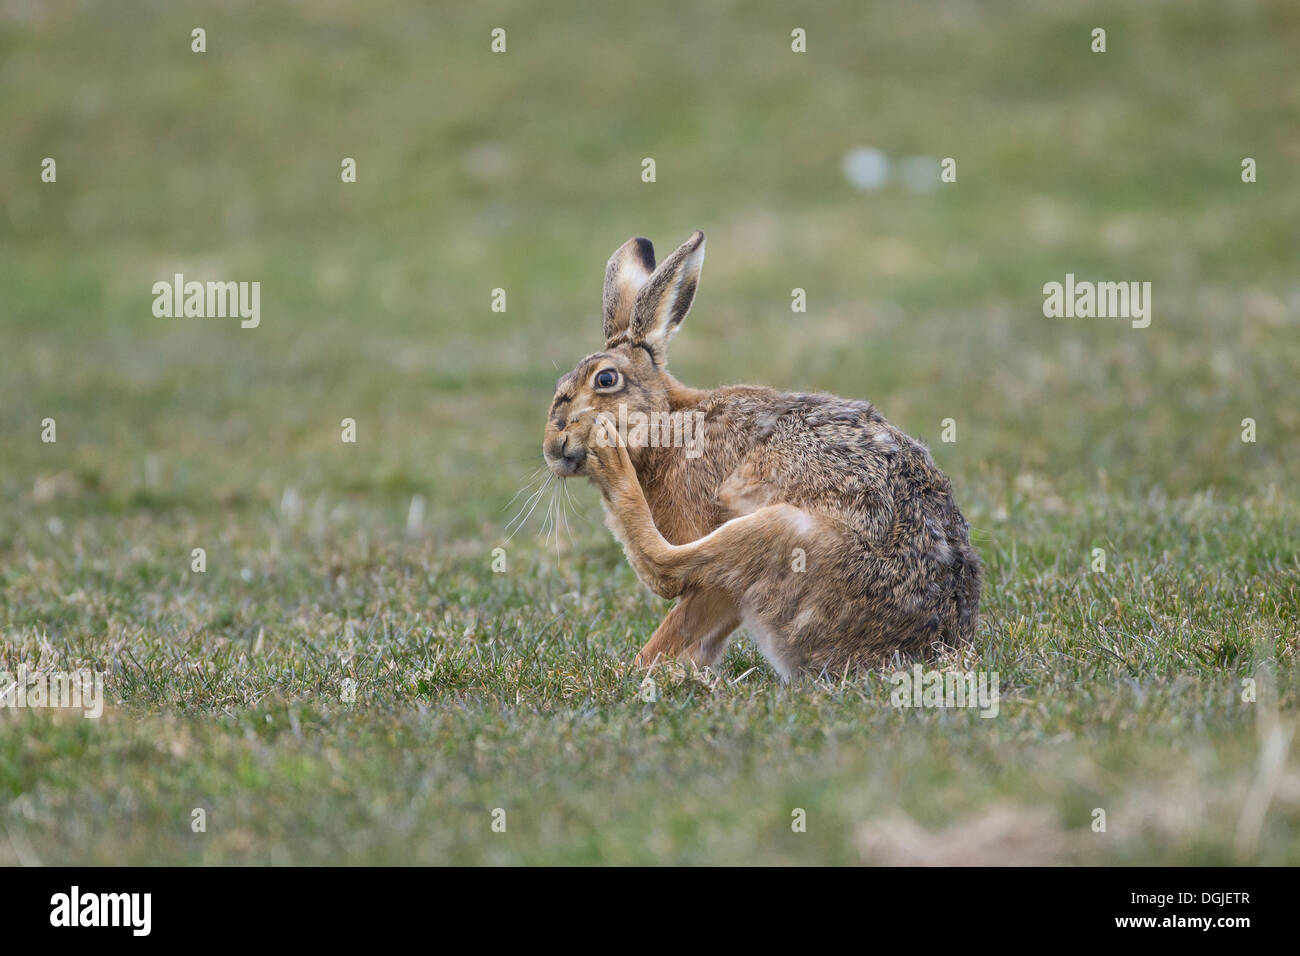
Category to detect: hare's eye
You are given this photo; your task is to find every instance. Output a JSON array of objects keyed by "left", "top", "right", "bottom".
[{"left": 595, "top": 369, "right": 619, "bottom": 389}]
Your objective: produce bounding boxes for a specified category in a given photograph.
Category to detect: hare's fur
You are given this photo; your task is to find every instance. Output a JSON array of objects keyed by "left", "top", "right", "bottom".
[{"left": 543, "top": 231, "right": 981, "bottom": 679}]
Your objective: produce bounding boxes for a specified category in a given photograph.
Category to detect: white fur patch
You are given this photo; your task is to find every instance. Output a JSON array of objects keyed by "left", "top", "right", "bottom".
[
  {"left": 790, "top": 606, "right": 818, "bottom": 634},
  {"left": 621, "top": 257, "right": 650, "bottom": 291},
  {"left": 782, "top": 506, "right": 818, "bottom": 537},
  {"left": 873, "top": 430, "right": 900, "bottom": 452},
  {"left": 740, "top": 608, "right": 794, "bottom": 682}
]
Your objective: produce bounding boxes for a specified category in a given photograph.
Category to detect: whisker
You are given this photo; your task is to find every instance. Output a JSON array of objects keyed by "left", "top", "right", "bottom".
[
  {"left": 542, "top": 485, "right": 555, "bottom": 546},
  {"left": 501, "top": 484, "right": 545, "bottom": 528},
  {"left": 561, "top": 478, "right": 587, "bottom": 524},
  {"left": 501, "top": 468, "right": 547, "bottom": 513},
  {"left": 547, "top": 486, "right": 561, "bottom": 559},
  {"left": 559, "top": 484, "right": 576, "bottom": 547},
  {"left": 504, "top": 475, "right": 553, "bottom": 542},
  {"left": 554, "top": 483, "right": 573, "bottom": 550}
]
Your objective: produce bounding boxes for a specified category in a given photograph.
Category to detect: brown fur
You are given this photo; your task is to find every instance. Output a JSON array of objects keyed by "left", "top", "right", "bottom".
[{"left": 543, "top": 232, "right": 981, "bottom": 680}]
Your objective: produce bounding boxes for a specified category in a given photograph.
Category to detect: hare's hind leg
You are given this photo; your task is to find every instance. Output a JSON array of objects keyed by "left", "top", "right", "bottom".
[
  {"left": 635, "top": 504, "right": 815, "bottom": 595},
  {"left": 637, "top": 587, "right": 741, "bottom": 669},
  {"left": 588, "top": 417, "right": 815, "bottom": 599},
  {"left": 613, "top": 499, "right": 816, "bottom": 678}
]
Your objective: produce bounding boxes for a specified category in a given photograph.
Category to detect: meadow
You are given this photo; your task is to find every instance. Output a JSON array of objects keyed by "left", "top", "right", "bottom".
[{"left": 0, "top": 0, "right": 1297, "bottom": 864}]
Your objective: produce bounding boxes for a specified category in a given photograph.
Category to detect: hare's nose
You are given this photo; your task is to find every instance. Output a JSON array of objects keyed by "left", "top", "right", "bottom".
[
  {"left": 560, "top": 435, "right": 586, "bottom": 465},
  {"left": 545, "top": 434, "right": 586, "bottom": 473}
]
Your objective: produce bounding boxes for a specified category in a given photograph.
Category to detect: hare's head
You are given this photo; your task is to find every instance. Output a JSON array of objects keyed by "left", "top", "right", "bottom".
[{"left": 543, "top": 231, "right": 706, "bottom": 477}]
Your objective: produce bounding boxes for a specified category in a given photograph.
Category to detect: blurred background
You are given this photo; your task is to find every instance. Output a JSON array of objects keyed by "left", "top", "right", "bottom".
[
  {"left": 0, "top": 0, "right": 1297, "bottom": 864},
  {"left": 4, "top": 0, "right": 1297, "bottom": 533}
]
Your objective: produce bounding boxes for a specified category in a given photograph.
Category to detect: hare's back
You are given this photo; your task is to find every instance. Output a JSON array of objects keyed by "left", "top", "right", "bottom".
[{"left": 743, "top": 392, "right": 964, "bottom": 549}]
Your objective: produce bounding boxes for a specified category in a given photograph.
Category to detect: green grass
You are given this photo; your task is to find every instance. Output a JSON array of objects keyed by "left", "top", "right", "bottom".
[{"left": 0, "top": 0, "right": 1297, "bottom": 864}]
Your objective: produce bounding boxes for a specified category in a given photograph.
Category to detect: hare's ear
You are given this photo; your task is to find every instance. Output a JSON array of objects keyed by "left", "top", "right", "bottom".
[
  {"left": 603, "top": 237, "right": 656, "bottom": 346},
  {"left": 628, "top": 231, "right": 705, "bottom": 364}
]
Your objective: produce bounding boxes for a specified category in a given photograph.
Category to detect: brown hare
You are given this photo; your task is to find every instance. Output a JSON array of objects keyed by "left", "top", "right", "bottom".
[{"left": 542, "top": 231, "right": 981, "bottom": 679}]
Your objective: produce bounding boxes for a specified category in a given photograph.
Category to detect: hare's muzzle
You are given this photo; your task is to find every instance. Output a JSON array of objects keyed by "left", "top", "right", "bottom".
[{"left": 544, "top": 433, "right": 587, "bottom": 477}]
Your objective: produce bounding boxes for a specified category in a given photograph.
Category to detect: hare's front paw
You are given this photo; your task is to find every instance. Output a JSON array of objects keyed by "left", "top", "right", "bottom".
[{"left": 587, "top": 413, "right": 633, "bottom": 494}]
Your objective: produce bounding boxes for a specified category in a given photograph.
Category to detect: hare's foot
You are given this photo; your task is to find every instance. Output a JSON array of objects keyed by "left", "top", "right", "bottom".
[
  {"left": 586, "top": 413, "right": 639, "bottom": 499},
  {"left": 636, "top": 587, "right": 741, "bottom": 669},
  {"left": 587, "top": 413, "right": 676, "bottom": 595}
]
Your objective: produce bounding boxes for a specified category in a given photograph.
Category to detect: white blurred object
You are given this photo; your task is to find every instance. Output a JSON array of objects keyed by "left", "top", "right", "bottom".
[
  {"left": 406, "top": 494, "right": 426, "bottom": 535},
  {"left": 842, "top": 147, "right": 889, "bottom": 191},
  {"left": 280, "top": 486, "right": 303, "bottom": 520}
]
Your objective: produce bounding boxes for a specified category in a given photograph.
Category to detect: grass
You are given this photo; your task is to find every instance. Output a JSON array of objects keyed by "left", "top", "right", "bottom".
[{"left": 0, "top": 0, "right": 1297, "bottom": 864}]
